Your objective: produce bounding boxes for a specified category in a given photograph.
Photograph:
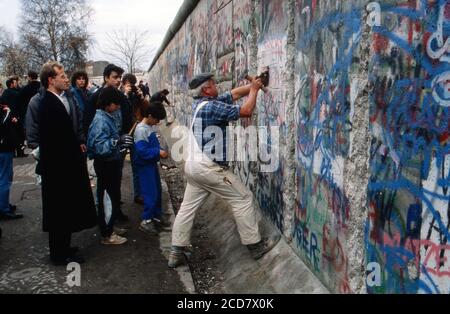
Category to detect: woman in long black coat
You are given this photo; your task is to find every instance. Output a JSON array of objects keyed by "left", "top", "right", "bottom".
[{"left": 39, "top": 89, "right": 97, "bottom": 264}]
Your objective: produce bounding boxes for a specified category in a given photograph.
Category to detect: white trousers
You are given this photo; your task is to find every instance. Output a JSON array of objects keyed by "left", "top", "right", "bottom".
[{"left": 171, "top": 160, "right": 261, "bottom": 247}]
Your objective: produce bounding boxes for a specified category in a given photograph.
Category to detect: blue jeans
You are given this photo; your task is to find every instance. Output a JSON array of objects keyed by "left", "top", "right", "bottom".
[{"left": 0, "top": 153, "right": 14, "bottom": 214}]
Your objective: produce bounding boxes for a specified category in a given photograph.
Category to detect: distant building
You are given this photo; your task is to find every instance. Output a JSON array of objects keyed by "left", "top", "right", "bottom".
[
  {"left": 85, "top": 61, "right": 110, "bottom": 77},
  {"left": 84, "top": 61, "right": 109, "bottom": 86}
]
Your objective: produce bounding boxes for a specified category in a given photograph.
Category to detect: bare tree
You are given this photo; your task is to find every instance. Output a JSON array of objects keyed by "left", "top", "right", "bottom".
[
  {"left": 19, "top": 0, "right": 93, "bottom": 73},
  {"left": 0, "top": 28, "right": 29, "bottom": 77},
  {"left": 102, "top": 28, "right": 155, "bottom": 74}
]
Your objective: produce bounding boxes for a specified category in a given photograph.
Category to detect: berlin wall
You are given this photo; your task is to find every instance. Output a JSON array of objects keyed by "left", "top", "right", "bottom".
[{"left": 148, "top": 0, "right": 450, "bottom": 294}]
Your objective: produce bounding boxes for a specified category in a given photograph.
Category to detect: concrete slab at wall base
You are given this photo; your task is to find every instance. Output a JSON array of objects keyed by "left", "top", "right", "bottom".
[{"left": 200, "top": 195, "right": 329, "bottom": 294}]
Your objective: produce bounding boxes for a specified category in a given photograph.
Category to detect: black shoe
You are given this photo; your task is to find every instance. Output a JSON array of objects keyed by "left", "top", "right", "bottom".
[
  {"left": 0, "top": 212, "right": 24, "bottom": 220},
  {"left": 9, "top": 204, "right": 17, "bottom": 212}
]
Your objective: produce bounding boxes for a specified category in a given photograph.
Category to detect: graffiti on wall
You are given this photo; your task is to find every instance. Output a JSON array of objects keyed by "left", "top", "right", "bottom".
[
  {"left": 216, "top": 0, "right": 234, "bottom": 83},
  {"left": 294, "top": 0, "right": 364, "bottom": 293},
  {"left": 233, "top": 0, "right": 255, "bottom": 191},
  {"left": 366, "top": 0, "right": 450, "bottom": 294},
  {"left": 234, "top": 0, "right": 253, "bottom": 90},
  {"left": 216, "top": 0, "right": 234, "bottom": 58},
  {"left": 148, "top": 0, "right": 450, "bottom": 294},
  {"left": 150, "top": 0, "right": 220, "bottom": 126},
  {"left": 255, "top": 0, "right": 288, "bottom": 232}
]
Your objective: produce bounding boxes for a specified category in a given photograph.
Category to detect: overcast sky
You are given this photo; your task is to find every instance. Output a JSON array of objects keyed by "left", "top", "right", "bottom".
[{"left": 0, "top": 0, "right": 184, "bottom": 69}]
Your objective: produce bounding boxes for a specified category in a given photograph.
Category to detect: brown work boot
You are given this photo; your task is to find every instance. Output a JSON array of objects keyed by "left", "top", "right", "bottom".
[
  {"left": 247, "top": 235, "right": 281, "bottom": 260},
  {"left": 168, "top": 247, "right": 186, "bottom": 269}
]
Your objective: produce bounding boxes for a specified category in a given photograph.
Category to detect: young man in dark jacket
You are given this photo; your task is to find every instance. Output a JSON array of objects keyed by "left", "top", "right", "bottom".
[
  {"left": 0, "top": 103, "right": 24, "bottom": 221},
  {"left": 121, "top": 73, "right": 145, "bottom": 205},
  {"left": 150, "top": 89, "right": 171, "bottom": 106},
  {"left": 87, "top": 64, "right": 133, "bottom": 136},
  {"left": 19, "top": 71, "right": 41, "bottom": 120},
  {"left": 0, "top": 78, "right": 20, "bottom": 114},
  {"left": 151, "top": 89, "right": 174, "bottom": 126},
  {"left": 0, "top": 77, "right": 26, "bottom": 157},
  {"left": 138, "top": 80, "right": 149, "bottom": 98}
]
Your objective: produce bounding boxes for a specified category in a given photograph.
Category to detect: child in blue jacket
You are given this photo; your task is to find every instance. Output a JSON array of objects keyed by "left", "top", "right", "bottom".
[{"left": 134, "top": 102, "right": 169, "bottom": 235}]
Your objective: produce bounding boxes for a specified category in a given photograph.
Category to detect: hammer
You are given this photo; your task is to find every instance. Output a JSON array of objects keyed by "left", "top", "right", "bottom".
[
  {"left": 119, "top": 122, "right": 139, "bottom": 155},
  {"left": 243, "top": 66, "right": 270, "bottom": 93}
]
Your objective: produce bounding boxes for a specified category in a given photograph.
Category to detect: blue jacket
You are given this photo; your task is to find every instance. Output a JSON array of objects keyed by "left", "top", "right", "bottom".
[
  {"left": 70, "top": 86, "right": 92, "bottom": 114},
  {"left": 133, "top": 122, "right": 160, "bottom": 166},
  {"left": 87, "top": 110, "right": 121, "bottom": 161}
]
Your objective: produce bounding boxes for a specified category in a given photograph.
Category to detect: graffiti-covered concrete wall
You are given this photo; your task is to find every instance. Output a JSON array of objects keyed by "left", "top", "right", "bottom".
[{"left": 148, "top": 0, "right": 450, "bottom": 294}]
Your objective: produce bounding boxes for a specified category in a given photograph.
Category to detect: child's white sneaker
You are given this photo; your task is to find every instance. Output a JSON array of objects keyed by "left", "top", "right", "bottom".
[{"left": 139, "top": 220, "right": 158, "bottom": 236}]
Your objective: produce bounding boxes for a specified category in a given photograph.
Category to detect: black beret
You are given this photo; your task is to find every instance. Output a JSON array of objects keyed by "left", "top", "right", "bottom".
[{"left": 189, "top": 73, "right": 214, "bottom": 90}]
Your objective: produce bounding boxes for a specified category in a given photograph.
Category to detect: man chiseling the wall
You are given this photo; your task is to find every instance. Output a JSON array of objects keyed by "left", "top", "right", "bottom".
[{"left": 168, "top": 73, "right": 281, "bottom": 268}]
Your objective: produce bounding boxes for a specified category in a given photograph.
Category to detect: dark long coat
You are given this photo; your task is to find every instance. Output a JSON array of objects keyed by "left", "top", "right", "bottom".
[{"left": 38, "top": 91, "right": 97, "bottom": 233}]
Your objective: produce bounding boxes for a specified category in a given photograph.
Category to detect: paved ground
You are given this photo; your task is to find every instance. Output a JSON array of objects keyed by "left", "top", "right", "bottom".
[{"left": 0, "top": 154, "right": 188, "bottom": 294}]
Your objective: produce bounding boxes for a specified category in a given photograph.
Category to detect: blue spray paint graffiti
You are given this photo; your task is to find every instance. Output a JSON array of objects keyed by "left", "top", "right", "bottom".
[{"left": 366, "top": 0, "right": 450, "bottom": 294}]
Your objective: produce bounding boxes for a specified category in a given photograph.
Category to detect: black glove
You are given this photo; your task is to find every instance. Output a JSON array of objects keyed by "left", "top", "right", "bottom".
[{"left": 118, "top": 134, "right": 134, "bottom": 150}]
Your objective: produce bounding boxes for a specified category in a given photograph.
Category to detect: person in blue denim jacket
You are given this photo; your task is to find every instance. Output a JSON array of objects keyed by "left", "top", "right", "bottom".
[{"left": 87, "top": 86, "right": 134, "bottom": 246}]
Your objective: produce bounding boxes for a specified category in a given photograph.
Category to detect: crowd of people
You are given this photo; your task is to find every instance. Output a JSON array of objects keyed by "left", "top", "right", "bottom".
[
  {"left": 1, "top": 61, "right": 280, "bottom": 269},
  {"left": 0, "top": 62, "right": 171, "bottom": 264}
]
